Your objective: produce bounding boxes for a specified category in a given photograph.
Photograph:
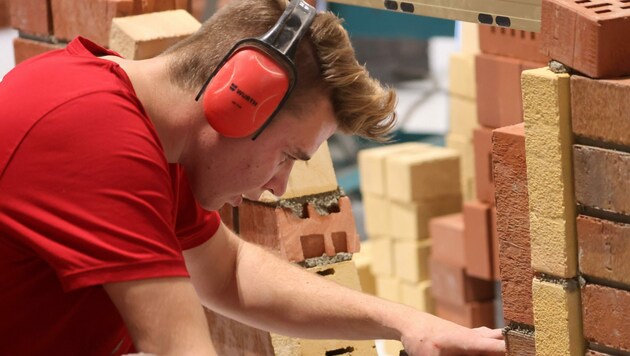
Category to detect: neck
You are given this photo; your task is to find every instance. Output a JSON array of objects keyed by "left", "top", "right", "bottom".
[{"left": 104, "top": 55, "right": 200, "bottom": 163}]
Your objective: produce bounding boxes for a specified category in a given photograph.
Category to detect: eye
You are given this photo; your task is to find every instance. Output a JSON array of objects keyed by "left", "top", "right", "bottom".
[
  {"left": 279, "top": 153, "right": 296, "bottom": 165},
  {"left": 279, "top": 153, "right": 289, "bottom": 165}
]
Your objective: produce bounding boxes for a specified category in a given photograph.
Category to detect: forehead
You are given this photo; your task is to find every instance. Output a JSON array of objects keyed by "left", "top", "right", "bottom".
[
  {"left": 258, "top": 91, "right": 335, "bottom": 151},
  {"left": 282, "top": 95, "right": 337, "bottom": 155}
]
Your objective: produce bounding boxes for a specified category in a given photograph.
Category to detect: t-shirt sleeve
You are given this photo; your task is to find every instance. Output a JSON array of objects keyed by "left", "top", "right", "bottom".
[
  {"left": 2, "top": 92, "right": 189, "bottom": 291},
  {"left": 172, "top": 166, "right": 221, "bottom": 250}
]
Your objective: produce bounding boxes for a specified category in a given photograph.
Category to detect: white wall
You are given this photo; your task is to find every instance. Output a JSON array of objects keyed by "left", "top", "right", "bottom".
[{"left": 0, "top": 28, "right": 17, "bottom": 80}]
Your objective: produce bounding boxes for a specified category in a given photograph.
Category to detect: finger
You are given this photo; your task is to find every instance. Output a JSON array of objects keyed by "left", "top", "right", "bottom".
[
  {"left": 472, "top": 327, "right": 504, "bottom": 340},
  {"left": 470, "top": 337, "right": 506, "bottom": 355}
]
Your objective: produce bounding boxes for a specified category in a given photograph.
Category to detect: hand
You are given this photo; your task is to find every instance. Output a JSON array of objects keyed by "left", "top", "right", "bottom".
[{"left": 400, "top": 313, "right": 505, "bottom": 355}]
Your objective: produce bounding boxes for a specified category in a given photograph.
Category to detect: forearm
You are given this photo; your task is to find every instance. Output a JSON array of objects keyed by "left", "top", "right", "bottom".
[{"left": 209, "top": 240, "right": 417, "bottom": 341}]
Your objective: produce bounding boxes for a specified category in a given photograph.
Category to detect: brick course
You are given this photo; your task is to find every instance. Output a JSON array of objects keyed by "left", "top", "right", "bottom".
[
  {"left": 13, "top": 37, "right": 65, "bottom": 65},
  {"left": 574, "top": 144, "right": 630, "bottom": 217},
  {"left": 51, "top": 0, "right": 134, "bottom": 47},
  {"left": 238, "top": 197, "right": 360, "bottom": 263},
  {"left": 578, "top": 215, "right": 630, "bottom": 286},
  {"left": 522, "top": 68, "right": 577, "bottom": 278},
  {"left": 429, "top": 258, "right": 495, "bottom": 306},
  {"left": 532, "top": 278, "right": 584, "bottom": 356},
  {"left": 583, "top": 283, "right": 630, "bottom": 351},
  {"left": 9, "top": 0, "right": 52, "bottom": 36},
  {"left": 571, "top": 75, "right": 630, "bottom": 148},
  {"left": 478, "top": 25, "right": 549, "bottom": 63},
  {"left": 429, "top": 213, "right": 465, "bottom": 268},
  {"left": 473, "top": 126, "right": 495, "bottom": 204},
  {"left": 492, "top": 123, "right": 533, "bottom": 325},
  {"left": 463, "top": 200, "right": 493, "bottom": 280},
  {"left": 541, "top": 0, "right": 630, "bottom": 78},
  {"left": 505, "top": 328, "right": 535, "bottom": 356}
]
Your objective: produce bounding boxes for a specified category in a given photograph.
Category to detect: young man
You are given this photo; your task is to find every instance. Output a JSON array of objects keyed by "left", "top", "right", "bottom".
[{"left": 0, "top": 0, "right": 505, "bottom": 354}]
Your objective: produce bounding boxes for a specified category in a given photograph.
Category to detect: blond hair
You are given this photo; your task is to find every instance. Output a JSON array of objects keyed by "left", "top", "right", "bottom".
[{"left": 164, "top": 0, "right": 397, "bottom": 141}]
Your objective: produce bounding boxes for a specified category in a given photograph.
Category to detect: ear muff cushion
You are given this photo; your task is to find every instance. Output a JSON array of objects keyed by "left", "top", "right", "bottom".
[{"left": 203, "top": 47, "right": 291, "bottom": 138}]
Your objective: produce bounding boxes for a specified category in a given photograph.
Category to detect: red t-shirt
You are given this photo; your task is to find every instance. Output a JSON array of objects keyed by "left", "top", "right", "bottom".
[{"left": 0, "top": 37, "right": 220, "bottom": 355}]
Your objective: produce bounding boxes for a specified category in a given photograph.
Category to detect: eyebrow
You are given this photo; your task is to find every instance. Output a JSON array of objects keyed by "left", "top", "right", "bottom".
[{"left": 292, "top": 149, "right": 312, "bottom": 161}]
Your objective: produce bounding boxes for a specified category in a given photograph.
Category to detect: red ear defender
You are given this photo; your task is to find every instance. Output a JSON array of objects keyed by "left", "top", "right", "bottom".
[
  {"left": 195, "top": 0, "right": 316, "bottom": 140},
  {"left": 202, "top": 47, "right": 290, "bottom": 138}
]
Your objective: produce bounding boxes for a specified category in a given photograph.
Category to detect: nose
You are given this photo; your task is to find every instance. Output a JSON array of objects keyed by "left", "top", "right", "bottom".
[{"left": 263, "top": 160, "right": 294, "bottom": 197}]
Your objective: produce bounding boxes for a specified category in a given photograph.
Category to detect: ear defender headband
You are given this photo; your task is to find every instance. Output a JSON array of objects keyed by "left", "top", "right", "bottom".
[{"left": 195, "top": 0, "right": 317, "bottom": 140}]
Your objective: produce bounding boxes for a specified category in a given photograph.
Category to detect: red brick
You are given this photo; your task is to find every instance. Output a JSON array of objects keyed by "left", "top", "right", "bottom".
[
  {"left": 429, "top": 258, "right": 494, "bottom": 306},
  {"left": 473, "top": 126, "right": 495, "bottom": 204},
  {"left": 205, "top": 309, "right": 275, "bottom": 355},
  {"left": 132, "top": 0, "right": 180, "bottom": 14},
  {"left": 492, "top": 123, "right": 533, "bottom": 325},
  {"left": 490, "top": 205, "right": 499, "bottom": 281},
  {"left": 190, "top": 0, "right": 207, "bottom": 21},
  {"left": 434, "top": 299, "right": 495, "bottom": 328},
  {"left": 463, "top": 200, "right": 493, "bottom": 280},
  {"left": 13, "top": 37, "right": 65, "bottom": 65},
  {"left": 8, "top": 0, "right": 52, "bottom": 36},
  {"left": 238, "top": 196, "right": 360, "bottom": 262},
  {"left": 582, "top": 284, "right": 630, "bottom": 351},
  {"left": 505, "top": 328, "right": 535, "bottom": 356},
  {"left": 51, "top": 0, "right": 134, "bottom": 47},
  {"left": 578, "top": 215, "right": 630, "bottom": 286},
  {"left": 0, "top": 0, "right": 9, "bottom": 27},
  {"left": 574, "top": 145, "right": 630, "bottom": 217},
  {"left": 478, "top": 25, "right": 549, "bottom": 63},
  {"left": 217, "top": 204, "right": 234, "bottom": 232},
  {"left": 475, "top": 54, "right": 544, "bottom": 129},
  {"left": 571, "top": 75, "right": 630, "bottom": 148},
  {"left": 429, "top": 213, "right": 465, "bottom": 268},
  {"left": 541, "top": 0, "right": 630, "bottom": 78}
]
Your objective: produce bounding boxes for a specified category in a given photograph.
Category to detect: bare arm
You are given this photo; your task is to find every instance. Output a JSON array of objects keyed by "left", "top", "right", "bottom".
[
  {"left": 184, "top": 223, "right": 505, "bottom": 354},
  {"left": 104, "top": 277, "right": 216, "bottom": 355}
]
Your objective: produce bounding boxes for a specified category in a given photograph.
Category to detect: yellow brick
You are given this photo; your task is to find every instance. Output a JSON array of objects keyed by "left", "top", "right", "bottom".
[
  {"left": 110, "top": 10, "right": 200, "bottom": 60},
  {"left": 459, "top": 22, "right": 480, "bottom": 54},
  {"left": 362, "top": 193, "right": 390, "bottom": 238},
  {"left": 463, "top": 176, "right": 476, "bottom": 202},
  {"left": 375, "top": 276, "right": 399, "bottom": 302},
  {"left": 273, "top": 261, "right": 378, "bottom": 355},
  {"left": 300, "top": 339, "right": 377, "bottom": 355},
  {"left": 389, "top": 194, "right": 462, "bottom": 240},
  {"left": 358, "top": 143, "right": 429, "bottom": 196},
  {"left": 522, "top": 67, "right": 577, "bottom": 278},
  {"left": 449, "top": 95, "right": 479, "bottom": 138},
  {"left": 282, "top": 141, "right": 338, "bottom": 199},
  {"left": 307, "top": 260, "right": 362, "bottom": 291},
  {"left": 271, "top": 334, "right": 301, "bottom": 355},
  {"left": 400, "top": 280, "right": 434, "bottom": 313},
  {"left": 447, "top": 132, "right": 476, "bottom": 201},
  {"left": 383, "top": 339, "right": 405, "bottom": 356},
  {"left": 370, "top": 237, "right": 394, "bottom": 277},
  {"left": 354, "top": 242, "right": 376, "bottom": 295},
  {"left": 532, "top": 278, "right": 584, "bottom": 356},
  {"left": 386, "top": 147, "right": 461, "bottom": 202},
  {"left": 449, "top": 52, "right": 476, "bottom": 99},
  {"left": 446, "top": 133, "right": 474, "bottom": 182},
  {"left": 394, "top": 239, "right": 431, "bottom": 283}
]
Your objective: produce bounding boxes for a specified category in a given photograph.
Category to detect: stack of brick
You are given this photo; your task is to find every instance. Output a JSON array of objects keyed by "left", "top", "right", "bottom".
[
  {"left": 519, "top": 1, "right": 630, "bottom": 355},
  {"left": 446, "top": 22, "right": 479, "bottom": 202},
  {"left": 213, "top": 141, "right": 378, "bottom": 355},
  {"left": 358, "top": 142, "right": 462, "bottom": 354},
  {"left": 472, "top": 23, "right": 549, "bottom": 284},
  {"left": 428, "top": 211, "right": 495, "bottom": 328},
  {"left": 492, "top": 122, "right": 535, "bottom": 354},
  {"left": 7, "top": 0, "right": 196, "bottom": 65}
]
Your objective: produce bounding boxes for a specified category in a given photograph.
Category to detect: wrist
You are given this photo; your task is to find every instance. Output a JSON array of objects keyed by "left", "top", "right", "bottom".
[{"left": 372, "top": 300, "right": 418, "bottom": 341}]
